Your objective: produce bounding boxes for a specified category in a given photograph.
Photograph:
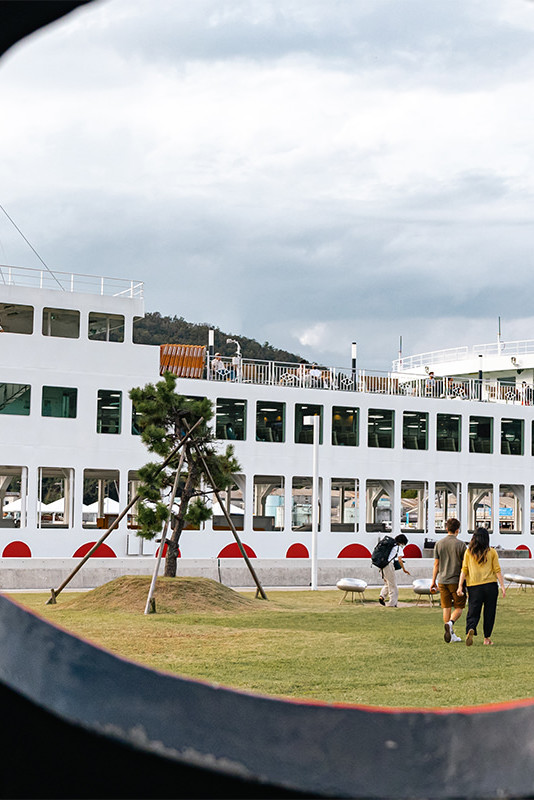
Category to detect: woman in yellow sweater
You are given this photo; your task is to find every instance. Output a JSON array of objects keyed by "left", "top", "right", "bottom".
[{"left": 457, "top": 527, "right": 506, "bottom": 646}]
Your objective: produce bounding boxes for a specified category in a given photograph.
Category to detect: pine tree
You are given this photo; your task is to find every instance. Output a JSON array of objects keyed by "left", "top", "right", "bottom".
[{"left": 129, "top": 372, "right": 240, "bottom": 577}]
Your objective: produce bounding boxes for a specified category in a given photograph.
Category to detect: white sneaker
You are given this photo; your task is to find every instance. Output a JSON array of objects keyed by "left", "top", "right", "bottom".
[{"left": 451, "top": 632, "right": 462, "bottom": 643}]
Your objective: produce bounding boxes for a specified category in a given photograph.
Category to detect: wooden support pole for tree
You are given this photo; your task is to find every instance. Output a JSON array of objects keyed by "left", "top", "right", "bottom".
[
  {"left": 144, "top": 448, "right": 186, "bottom": 615},
  {"left": 185, "top": 422, "right": 268, "bottom": 601},
  {"left": 46, "top": 418, "right": 203, "bottom": 605}
]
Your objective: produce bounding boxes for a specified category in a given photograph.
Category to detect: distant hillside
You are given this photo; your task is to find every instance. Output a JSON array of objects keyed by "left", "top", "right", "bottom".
[{"left": 133, "top": 312, "right": 303, "bottom": 363}]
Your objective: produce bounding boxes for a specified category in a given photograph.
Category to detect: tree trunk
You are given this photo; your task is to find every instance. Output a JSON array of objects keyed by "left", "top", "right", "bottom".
[{"left": 164, "top": 451, "right": 198, "bottom": 577}]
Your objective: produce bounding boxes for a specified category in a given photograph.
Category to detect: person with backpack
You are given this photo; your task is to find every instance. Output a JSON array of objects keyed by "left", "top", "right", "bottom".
[{"left": 375, "top": 533, "right": 409, "bottom": 607}]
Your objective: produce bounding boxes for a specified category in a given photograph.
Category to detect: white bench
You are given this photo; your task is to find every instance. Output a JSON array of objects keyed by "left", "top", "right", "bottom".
[
  {"left": 504, "top": 573, "right": 534, "bottom": 591},
  {"left": 412, "top": 578, "right": 436, "bottom": 606},
  {"left": 336, "top": 578, "right": 367, "bottom": 604}
]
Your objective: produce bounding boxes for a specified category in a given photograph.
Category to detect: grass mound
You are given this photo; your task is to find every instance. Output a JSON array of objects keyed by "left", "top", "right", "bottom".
[{"left": 64, "top": 575, "right": 257, "bottom": 614}]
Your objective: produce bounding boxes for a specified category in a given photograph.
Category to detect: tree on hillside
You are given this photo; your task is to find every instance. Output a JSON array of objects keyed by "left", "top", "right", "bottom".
[
  {"left": 133, "top": 312, "right": 303, "bottom": 363},
  {"left": 129, "top": 373, "right": 240, "bottom": 578}
]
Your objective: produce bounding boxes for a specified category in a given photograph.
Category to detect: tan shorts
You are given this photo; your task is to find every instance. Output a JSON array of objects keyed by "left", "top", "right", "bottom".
[{"left": 439, "top": 583, "right": 466, "bottom": 610}]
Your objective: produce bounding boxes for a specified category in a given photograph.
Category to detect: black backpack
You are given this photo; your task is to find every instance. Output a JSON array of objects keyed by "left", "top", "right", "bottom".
[{"left": 371, "top": 535, "right": 396, "bottom": 570}]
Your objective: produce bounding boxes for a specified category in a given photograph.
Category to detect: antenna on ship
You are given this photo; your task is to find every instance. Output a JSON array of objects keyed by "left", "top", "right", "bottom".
[
  {"left": 497, "top": 316, "right": 502, "bottom": 355},
  {"left": 0, "top": 204, "right": 65, "bottom": 290}
]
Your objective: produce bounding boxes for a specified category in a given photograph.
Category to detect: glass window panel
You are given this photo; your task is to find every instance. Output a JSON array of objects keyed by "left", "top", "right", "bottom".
[
  {"left": 212, "top": 481, "right": 244, "bottom": 530},
  {"left": 253, "top": 475, "right": 284, "bottom": 530},
  {"left": 368, "top": 409, "right": 394, "bottom": 448},
  {"left": 97, "top": 390, "right": 122, "bottom": 434},
  {"left": 332, "top": 407, "right": 358, "bottom": 446},
  {"left": 88, "top": 312, "right": 125, "bottom": 342},
  {"left": 38, "top": 467, "right": 73, "bottom": 528},
  {"left": 216, "top": 398, "right": 246, "bottom": 440},
  {"left": 434, "top": 482, "right": 461, "bottom": 531},
  {"left": 0, "top": 303, "right": 33, "bottom": 334},
  {"left": 41, "top": 386, "right": 77, "bottom": 418},
  {"left": 256, "top": 402, "right": 285, "bottom": 442},
  {"left": 436, "top": 413, "right": 461, "bottom": 452},
  {"left": 402, "top": 411, "right": 428, "bottom": 450},
  {"left": 0, "top": 383, "right": 31, "bottom": 415},
  {"left": 82, "top": 468, "right": 120, "bottom": 529},
  {"left": 331, "top": 478, "right": 357, "bottom": 532},
  {"left": 469, "top": 416, "right": 493, "bottom": 453},
  {"left": 292, "top": 476, "right": 321, "bottom": 530},
  {"left": 501, "top": 418, "right": 523, "bottom": 455},
  {"left": 365, "top": 479, "right": 392, "bottom": 532},
  {"left": 295, "top": 404, "right": 323, "bottom": 444},
  {"left": 42, "top": 307, "right": 80, "bottom": 339},
  {"left": 401, "top": 480, "right": 427, "bottom": 531},
  {"left": 0, "top": 465, "right": 28, "bottom": 528}
]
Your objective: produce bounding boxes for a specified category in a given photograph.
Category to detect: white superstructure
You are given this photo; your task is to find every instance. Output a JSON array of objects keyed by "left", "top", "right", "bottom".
[{"left": 1, "top": 265, "right": 533, "bottom": 564}]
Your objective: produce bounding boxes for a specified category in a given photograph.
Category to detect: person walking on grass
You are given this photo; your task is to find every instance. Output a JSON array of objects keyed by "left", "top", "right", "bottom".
[
  {"left": 457, "top": 527, "right": 506, "bottom": 647},
  {"left": 379, "top": 534, "right": 410, "bottom": 607},
  {"left": 430, "top": 517, "right": 466, "bottom": 643}
]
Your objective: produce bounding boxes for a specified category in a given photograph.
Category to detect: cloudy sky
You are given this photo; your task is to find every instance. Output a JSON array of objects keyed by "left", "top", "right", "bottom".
[{"left": 2, "top": 0, "right": 534, "bottom": 370}]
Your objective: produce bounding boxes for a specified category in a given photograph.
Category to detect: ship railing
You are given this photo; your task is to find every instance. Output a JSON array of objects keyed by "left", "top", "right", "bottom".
[
  {"left": 0, "top": 264, "right": 143, "bottom": 298},
  {"left": 202, "top": 356, "right": 534, "bottom": 405},
  {"left": 394, "top": 339, "right": 534, "bottom": 371}
]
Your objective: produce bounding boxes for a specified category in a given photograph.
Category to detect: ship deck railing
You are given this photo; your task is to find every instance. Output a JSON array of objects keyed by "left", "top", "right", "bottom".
[
  {"left": 0, "top": 264, "right": 143, "bottom": 298},
  {"left": 164, "top": 353, "right": 534, "bottom": 406},
  {"left": 393, "top": 339, "right": 534, "bottom": 371}
]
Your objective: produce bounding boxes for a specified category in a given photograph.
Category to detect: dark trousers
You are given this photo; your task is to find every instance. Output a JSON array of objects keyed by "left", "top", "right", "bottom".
[{"left": 466, "top": 582, "right": 499, "bottom": 638}]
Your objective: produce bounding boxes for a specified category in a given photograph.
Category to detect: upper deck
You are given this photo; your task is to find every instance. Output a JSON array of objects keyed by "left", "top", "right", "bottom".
[{"left": 0, "top": 264, "right": 143, "bottom": 300}]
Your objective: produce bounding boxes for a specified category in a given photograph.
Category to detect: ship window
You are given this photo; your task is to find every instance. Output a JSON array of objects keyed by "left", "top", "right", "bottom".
[
  {"left": 292, "top": 476, "right": 321, "bottom": 531},
  {"left": 368, "top": 409, "right": 394, "bottom": 448},
  {"left": 42, "top": 307, "right": 80, "bottom": 339},
  {"left": 0, "top": 383, "right": 31, "bottom": 415},
  {"left": 331, "top": 478, "right": 357, "bottom": 532},
  {"left": 501, "top": 418, "right": 523, "bottom": 455},
  {"left": 41, "top": 386, "right": 77, "bottom": 418},
  {"left": 468, "top": 483, "right": 492, "bottom": 533},
  {"left": 0, "top": 466, "right": 28, "bottom": 529},
  {"left": 88, "top": 312, "right": 125, "bottom": 342},
  {"left": 215, "top": 398, "right": 246, "bottom": 440},
  {"left": 436, "top": 413, "right": 461, "bottom": 452},
  {"left": 97, "top": 390, "right": 122, "bottom": 434},
  {"left": 403, "top": 411, "right": 428, "bottom": 450},
  {"left": 469, "top": 416, "right": 493, "bottom": 453},
  {"left": 0, "top": 303, "right": 33, "bottom": 334},
  {"left": 256, "top": 402, "right": 285, "bottom": 442},
  {"left": 211, "top": 480, "right": 244, "bottom": 530},
  {"left": 38, "top": 467, "right": 73, "bottom": 529},
  {"left": 253, "top": 475, "right": 284, "bottom": 531},
  {"left": 499, "top": 485, "right": 522, "bottom": 534},
  {"left": 295, "top": 404, "right": 323, "bottom": 444},
  {"left": 366, "top": 479, "right": 392, "bottom": 532},
  {"left": 131, "top": 403, "right": 142, "bottom": 435},
  {"left": 82, "top": 468, "right": 119, "bottom": 529},
  {"left": 435, "top": 482, "right": 461, "bottom": 530},
  {"left": 401, "top": 480, "right": 428, "bottom": 532},
  {"left": 332, "top": 407, "right": 358, "bottom": 446}
]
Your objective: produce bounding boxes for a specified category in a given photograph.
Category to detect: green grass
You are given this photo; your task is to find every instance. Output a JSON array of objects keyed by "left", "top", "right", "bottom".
[{"left": 8, "top": 584, "right": 534, "bottom": 708}]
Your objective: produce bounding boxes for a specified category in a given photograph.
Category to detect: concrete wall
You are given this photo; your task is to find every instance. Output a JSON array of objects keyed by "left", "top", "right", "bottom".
[{"left": 1, "top": 557, "right": 533, "bottom": 591}]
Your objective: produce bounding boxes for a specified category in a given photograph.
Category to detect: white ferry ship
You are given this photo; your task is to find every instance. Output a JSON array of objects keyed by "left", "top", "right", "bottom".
[{"left": 1, "top": 264, "right": 533, "bottom": 566}]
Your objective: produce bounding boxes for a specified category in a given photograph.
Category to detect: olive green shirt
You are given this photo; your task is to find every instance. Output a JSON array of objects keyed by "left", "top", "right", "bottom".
[{"left": 434, "top": 535, "right": 467, "bottom": 584}]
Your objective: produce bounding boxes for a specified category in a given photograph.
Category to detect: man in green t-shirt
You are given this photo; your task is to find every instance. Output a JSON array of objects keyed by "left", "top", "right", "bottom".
[{"left": 430, "top": 518, "right": 467, "bottom": 643}]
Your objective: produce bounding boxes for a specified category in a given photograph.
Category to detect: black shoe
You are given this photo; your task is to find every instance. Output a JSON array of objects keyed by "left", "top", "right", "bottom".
[
  {"left": 444, "top": 622, "right": 452, "bottom": 643},
  {"left": 379, "top": 596, "right": 385, "bottom": 606}
]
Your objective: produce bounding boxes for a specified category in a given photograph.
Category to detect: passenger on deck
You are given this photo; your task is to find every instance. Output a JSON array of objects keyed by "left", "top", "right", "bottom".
[
  {"left": 211, "top": 353, "right": 227, "bottom": 380},
  {"left": 309, "top": 363, "right": 322, "bottom": 387}
]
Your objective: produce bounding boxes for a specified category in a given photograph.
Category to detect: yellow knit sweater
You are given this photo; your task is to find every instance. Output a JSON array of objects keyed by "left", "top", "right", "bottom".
[{"left": 461, "top": 548, "right": 501, "bottom": 586}]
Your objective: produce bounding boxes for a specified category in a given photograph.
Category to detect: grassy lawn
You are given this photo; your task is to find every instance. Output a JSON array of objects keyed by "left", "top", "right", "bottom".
[{"left": 8, "top": 578, "right": 534, "bottom": 709}]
